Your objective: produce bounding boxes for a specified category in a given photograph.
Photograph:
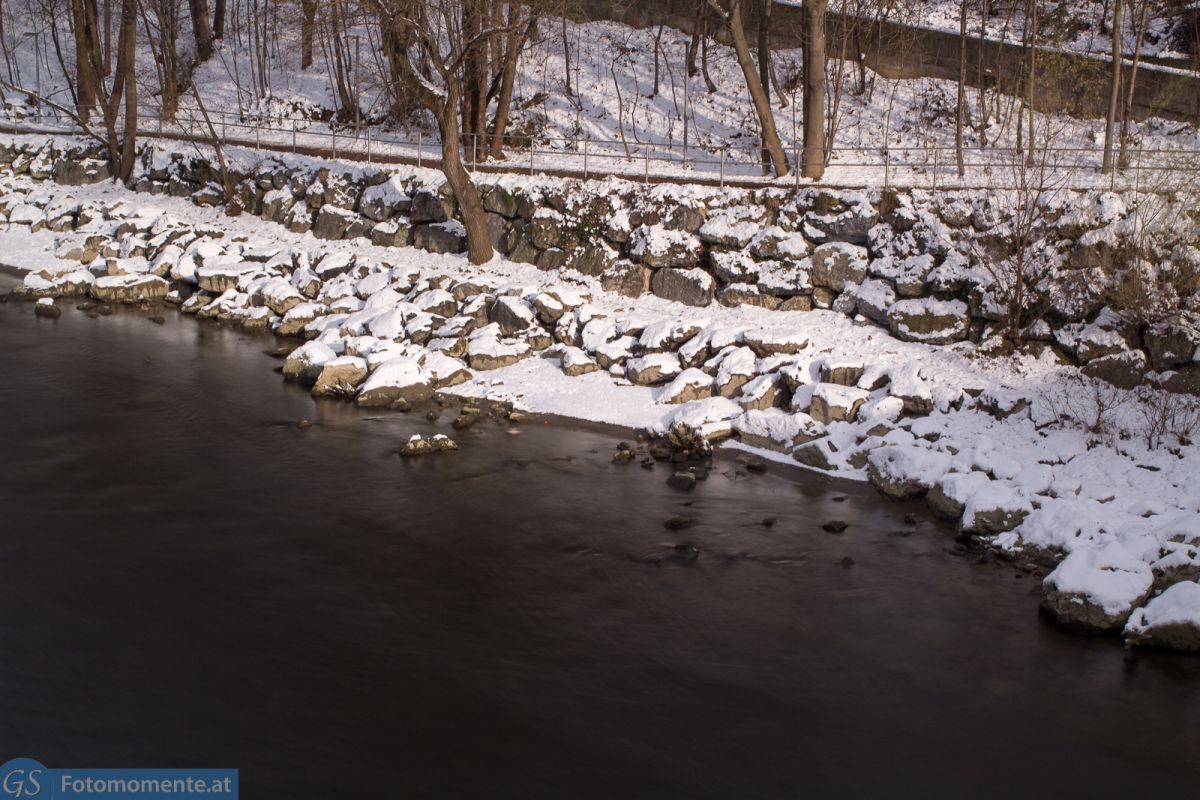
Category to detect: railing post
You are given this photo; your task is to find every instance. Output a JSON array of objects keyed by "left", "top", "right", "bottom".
[
  {"left": 292, "top": 120, "right": 297, "bottom": 154},
  {"left": 644, "top": 151, "right": 649, "bottom": 184},
  {"left": 255, "top": 119, "right": 261, "bottom": 153},
  {"left": 417, "top": 131, "right": 423, "bottom": 168},
  {"left": 529, "top": 143, "right": 534, "bottom": 176},
  {"left": 332, "top": 128, "right": 337, "bottom": 160},
  {"left": 720, "top": 148, "right": 726, "bottom": 188},
  {"left": 366, "top": 126, "right": 372, "bottom": 163},
  {"left": 933, "top": 146, "right": 939, "bottom": 192},
  {"left": 794, "top": 145, "right": 800, "bottom": 189},
  {"left": 221, "top": 115, "right": 226, "bottom": 145},
  {"left": 583, "top": 140, "right": 588, "bottom": 180}
]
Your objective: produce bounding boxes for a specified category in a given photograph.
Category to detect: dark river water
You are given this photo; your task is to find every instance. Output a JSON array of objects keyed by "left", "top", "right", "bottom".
[{"left": 1, "top": 275, "right": 1198, "bottom": 798}]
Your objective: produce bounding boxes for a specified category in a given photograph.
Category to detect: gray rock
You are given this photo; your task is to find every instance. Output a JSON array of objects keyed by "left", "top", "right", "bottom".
[
  {"left": 809, "top": 242, "right": 868, "bottom": 291},
  {"left": 412, "top": 223, "right": 467, "bottom": 254},
  {"left": 650, "top": 268, "right": 715, "bottom": 307},
  {"left": 410, "top": 187, "right": 454, "bottom": 223}
]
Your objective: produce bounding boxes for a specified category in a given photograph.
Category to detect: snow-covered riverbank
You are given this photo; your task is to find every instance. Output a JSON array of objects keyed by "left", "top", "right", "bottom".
[{"left": 2, "top": 170, "right": 1199, "bottom": 652}]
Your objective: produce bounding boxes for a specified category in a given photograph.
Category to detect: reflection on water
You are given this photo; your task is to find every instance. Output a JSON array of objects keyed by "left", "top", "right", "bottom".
[{"left": 0, "top": 280, "right": 1197, "bottom": 798}]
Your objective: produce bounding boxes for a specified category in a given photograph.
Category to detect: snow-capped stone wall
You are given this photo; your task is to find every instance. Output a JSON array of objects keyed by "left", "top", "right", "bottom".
[{"left": 2, "top": 136, "right": 1198, "bottom": 395}]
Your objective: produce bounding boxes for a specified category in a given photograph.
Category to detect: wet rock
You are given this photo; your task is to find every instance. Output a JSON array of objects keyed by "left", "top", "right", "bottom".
[
  {"left": 792, "top": 440, "right": 835, "bottom": 471},
  {"left": 823, "top": 520, "right": 848, "bottom": 534},
  {"left": 311, "top": 356, "right": 369, "bottom": 398},
  {"left": 613, "top": 442, "right": 636, "bottom": 463},
  {"left": 1124, "top": 581, "right": 1200, "bottom": 652},
  {"left": 355, "top": 358, "right": 432, "bottom": 408},
  {"left": 282, "top": 341, "right": 338, "bottom": 385},
  {"left": 33, "top": 299, "right": 61, "bottom": 318},
  {"left": 664, "top": 516, "right": 695, "bottom": 530},
  {"left": 667, "top": 471, "right": 698, "bottom": 491},
  {"left": 400, "top": 434, "right": 458, "bottom": 456}
]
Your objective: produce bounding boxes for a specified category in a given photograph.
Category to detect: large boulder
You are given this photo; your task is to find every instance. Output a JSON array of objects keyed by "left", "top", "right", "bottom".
[
  {"left": 354, "top": 358, "right": 432, "bottom": 407},
  {"left": 312, "top": 356, "right": 369, "bottom": 398},
  {"left": 867, "top": 445, "right": 952, "bottom": 498},
  {"left": 89, "top": 274, "right": 169, "bottom": 303},
  {"left": 650, "top": 268, "right": 715, "bottom": 307},
  {"left": 1143, "top": 314, "right": 1200, "bottom": 372},
  {"left": 1042, "top": 542, "right": 1153, "bottom": 634},
  {"left": 886, "top": 298, "right": 969, "bottom": 345},
  {"left": 282, "top": 341, "right": 339, "bottom": 385},
  {"left": 412, "top": 222, "right": 467, "bottom": 254},
  {"left": 1124, "top": 581, "right": 1200, "bottom": 652},
  {"left": 809, "top": 242, "right": 868, "bottom": 291}
]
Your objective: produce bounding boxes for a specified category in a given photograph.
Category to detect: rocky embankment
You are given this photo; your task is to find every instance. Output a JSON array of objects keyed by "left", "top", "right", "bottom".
[
  {"left": 3, "top": 135, "right": 1199, "bottom": 394},
  {"left": 2, "top": 140, "right": 1198, "bottom": 652}
]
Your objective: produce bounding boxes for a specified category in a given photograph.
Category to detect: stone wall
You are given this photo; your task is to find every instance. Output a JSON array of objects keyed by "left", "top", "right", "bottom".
[{"left": 2, "top": 136, "right": 1197, "bottom": 392}]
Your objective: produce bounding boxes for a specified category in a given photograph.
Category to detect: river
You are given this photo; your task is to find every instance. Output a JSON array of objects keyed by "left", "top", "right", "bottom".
[{"left": 1, "top": 276, "right": 1197, "bottom": 798}]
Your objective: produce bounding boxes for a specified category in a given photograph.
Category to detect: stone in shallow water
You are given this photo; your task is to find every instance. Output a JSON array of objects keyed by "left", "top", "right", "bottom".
[{"left": 400, "top": 434, "right": 458, "bottom": 456}]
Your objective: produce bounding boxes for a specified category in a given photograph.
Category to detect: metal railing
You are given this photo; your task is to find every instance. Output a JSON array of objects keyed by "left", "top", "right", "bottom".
[{"left": 3, "top": 101, "right": 1197, "bottom": 193}]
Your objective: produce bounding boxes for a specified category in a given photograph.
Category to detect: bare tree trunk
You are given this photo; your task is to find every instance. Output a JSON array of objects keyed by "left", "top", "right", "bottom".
[
  {"left": 301, "top": 0, "right": 315, "bottom": 69},
  {"left": 976, "top": 0, "right": 988, "bottom": 145},
  {"left": 802, "top": 0, "right": 825, "bottom": 179},
  {"left": 439, "top": 85, "right": 492, "bottom": 264},
  {"left": 687, "top": 5, "right": 700, "bottom": 76},
  {"left": 1118, "top": 0, "right": 1148, "bottom": 170},
  {"left": 757, "top": 0, "right": 772, "bottom": 173},
  {"left": 651, "top": 24, "right": 663, "bottom": 97},
  {"left": 489, "top": 13, "right": 532, "bottom": 160},
  {"left": 212, "top": 0, "right": 225, "bottom": 39},
  {"left": 709, "top": 0, "right": 788, "bottom": 176},
  {"left": 71, "top": 0, "right": 101, "bottom": 121},
  {"left": 1024, "top": 0, "right": 1036, "bottom": 167},
  {"left": 956, "top": 0, "right": 967, "bottom": 177},
  {"left": 189, "top": 0, "right": 213, "bottom": 62},
  {"left": 700, "top": 18, "right": 716, "bottom": 93},
  {"left": 561, "top": 14, "right": 573, "bottom": 97},
  {"left": 1101, "top": 0, "right": 1123, "bottom": 173},
  {"left": 109, "top": 0, "right": 137, "bottom": 182},
  {"left": 103, "top": 0, "right": 111, "bottom": 74}
]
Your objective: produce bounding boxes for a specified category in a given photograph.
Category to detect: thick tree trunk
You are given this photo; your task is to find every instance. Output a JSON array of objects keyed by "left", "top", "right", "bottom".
[
  {"left": 72, "top": 0, "right": 102, "bottom": 122},
  {"left": 1101, "top": 0, "right": 1123, "bottom": 173},
  {"left": 717, "top": 0, "right": 788, "bottom": 177},
  {"left": 212, "top": 0, "right": 225, "bottom": 38},
  {"left": 300, "top": 0, "right": 315, "bottom": 69},
  {"left": 189, "top": 0, "right": 213, "bottom": 62},
  {"left": 802, "top": 0, "right": 826, "bottom": 180},
  {"left": 439, "top": 88, "right": 493, "bottom": 265},
  {"left": 107, "top": 0, "right": 137, "bottom": 182}
]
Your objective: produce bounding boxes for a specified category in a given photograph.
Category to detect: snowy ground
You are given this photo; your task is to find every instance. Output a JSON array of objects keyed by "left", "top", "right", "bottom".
[
  {"left": 2, "top": 9, "right": 1196, "bottom": 189},
  {"left": 3, "top": 160, "right": 1199, "bottom": 649}
]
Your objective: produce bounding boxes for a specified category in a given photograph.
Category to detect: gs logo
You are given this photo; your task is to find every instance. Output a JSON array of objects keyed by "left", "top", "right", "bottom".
[{"left": 0, "top": 760, "right": 46, "bottom": 798}]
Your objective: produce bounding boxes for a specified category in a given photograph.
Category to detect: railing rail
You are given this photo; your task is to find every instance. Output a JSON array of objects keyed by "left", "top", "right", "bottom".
[{"left": 3, "top": 101, "right": 1197, "bottom": 193}]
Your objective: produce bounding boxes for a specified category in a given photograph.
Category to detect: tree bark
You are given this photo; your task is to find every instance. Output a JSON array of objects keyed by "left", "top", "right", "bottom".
[
  {"left": 757, "top": 0, "right": 772, "bottom": 173},
  {"left": 189, "top": 0, "right": 213, "bottom": 62},
  {"left": 1118, "top": 0, "right": 1148, "bottom": 170},
  {"left": 212, "top": 0, "right": 225, "bottom": 39},
  {"left": 711, "top": 0, "right": 788, "bottom": 177},
  {"left": 489, "top": 13, "right": 533, "bottom": 160},
  {"left": 300, "top": 0, "right": 316, "bottom": 69},
  {"left": 1101, "top": 0, "right": 1123, "bottom": 173},
  {"left": 802, "top": 0, "right": 826, "bottom": 179},
  {"left": 956, "top": 0, "right": 967, "bottom": 177},
  {"left": 71, "top": 0, "right": 101, "bottom": 122}
]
